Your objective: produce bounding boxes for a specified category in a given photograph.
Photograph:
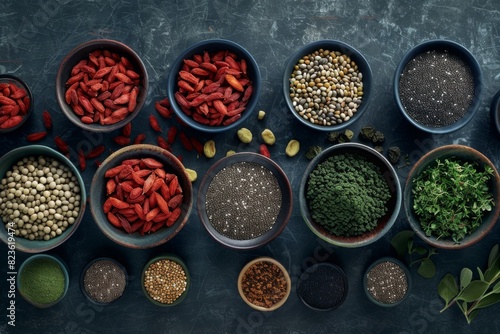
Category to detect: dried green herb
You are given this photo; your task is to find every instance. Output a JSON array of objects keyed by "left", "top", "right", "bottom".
[
  {"left": 305, "top": 146, "right": 322, "bottom": 160},
  {"left": 338, "top": 129, "right": 354, "bottom": 143},
  {"left": 327, "top": 131, "right": 341, "bottom": 143},
  {"left": 374, "top": 146, "right": 383, "bottom": 154},
  {"left": 388, "top": 146, "right": 401, "bottom": 164},
  {"left": 391, "top": 230, "right": 438, "bottom": 278},
  {"left": 412, "top": 158, "right": 494, "bottom": 243},
  {"left": 359, "top": 126, "right": 376, "bottom": 141},
  {"left": 438, "top": 244, "right": 500, "bottom": 324},
  {"left": 371, "top": 131, "right": 385, "bottom": 144}
]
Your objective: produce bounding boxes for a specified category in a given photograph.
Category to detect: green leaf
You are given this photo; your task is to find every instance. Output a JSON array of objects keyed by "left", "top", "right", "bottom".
[
  {"left": 473, "top": 293, "right": 500, "bottom": 310},
  {"left": 456, "top": 280, "right": 489, "bottom": 302},
  {"left": 484, "top": 255, "right": 500, "bottom": 283},
  {"left": 492, "top": 281, "right": 500, "bottom": 293},
  {"left": 414, "top": 246, "right": 427, "bottom": 256},
  {"left": 391, "top": 230, "right": 414, "bottom": 258},
  {"left": 460, "top": 268, "right": 473, "bottom": 290},
  {"left": 418, "top": 259, "right": 436, "bottom": 278},
  {"left": 477, "top": 267, "right": 484, "bottom": 281},
  {"left": 438, "top": 273, "right": 459, "bottom": 309},
  {"left": 488, "top": 244, "right": 499, "bottom": 268},
  {"left": 467, "top": 309, "right": 479, "bottom": 324}
]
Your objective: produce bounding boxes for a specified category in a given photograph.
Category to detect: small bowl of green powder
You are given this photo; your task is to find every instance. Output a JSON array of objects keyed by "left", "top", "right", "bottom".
[
  {"left": 17, "top": 254, "right": 69, "bottom": 308},
  {"left": 299, "top": 142, "right": 402, "bottom": 248}
]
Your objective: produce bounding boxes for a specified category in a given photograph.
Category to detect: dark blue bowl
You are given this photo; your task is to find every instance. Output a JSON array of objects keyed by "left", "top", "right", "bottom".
[
  {"left": 490, "top": 89, "right": 500, "bottom": 138},
  {"left": 283, "top": 40, "right": 373, "bottom": 131},
  {"left": 394, "top": 39, "right": 483, "bottom": 134},
  {"left": 167, "top": 39, "right": 261, "bottom": 133}
]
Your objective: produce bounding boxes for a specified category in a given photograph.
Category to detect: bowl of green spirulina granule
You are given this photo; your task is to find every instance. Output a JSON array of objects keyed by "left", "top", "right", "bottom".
[{"left": 17, "top": 254, "right": 69, "bottom": 308}]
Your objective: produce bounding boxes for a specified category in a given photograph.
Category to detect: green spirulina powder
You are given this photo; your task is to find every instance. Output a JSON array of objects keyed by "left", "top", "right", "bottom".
[{"left": 20, "top": 258, "right": 65, "bottom": 305}]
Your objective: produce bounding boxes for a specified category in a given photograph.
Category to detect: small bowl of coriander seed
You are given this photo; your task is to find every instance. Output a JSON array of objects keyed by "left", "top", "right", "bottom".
[
  {"left": 141, "top": 254, "right": 190, "bottom": 306},
  {"left": 283, "top": 40, "right": 373, "bottom": 131}
]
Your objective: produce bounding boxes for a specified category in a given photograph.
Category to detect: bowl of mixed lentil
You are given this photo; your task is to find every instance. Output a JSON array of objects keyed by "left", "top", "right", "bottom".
[
  {"left": 283, "top": 40, "right": 372, "bottom": 131},
  {"left": 167, "top": 39, "right": 261, "bottom": 133},
  {"left": 141, "top": 254, "right": 190, "bottom": 307},
  {"left": 237, "top": 257, "right": 291, "bottom": 311},
  {"left": 404, "top": 145, "right": 500, "bottom": 249},
  {"left": 0, "top": 145, "right": 86, "bottom": 253},
  {"left": 197, "top": 152, "right": 293, "bottom": 250},
  {"left": 299, "top": 142, "right": 401, "bottom": 248},
  {"left": 89, "top": 144, "right": 193, "bottom": 249},
  {"left": 394, "top": 39, "right": 482, "bottom": 134}
]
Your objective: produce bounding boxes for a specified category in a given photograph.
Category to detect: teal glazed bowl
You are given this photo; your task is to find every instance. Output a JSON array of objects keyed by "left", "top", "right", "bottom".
[
  {"left": 299, "top": 143, "right": 401, "bottom": 248},
  {"left": 17, "top": 254, "right": 70, "bottom": 308},
  {"left": 0, "top": 74, "right": 33, "bottom": 133},
  {"left": 404, "top": 145, "right": 500, "bottom": 249},
  {"left": 167, "top": 39, "right": 261, "bottom": 133},
  {"left": 394, "top": 39, "right": 483, "bottom": 134},
  {"left": 490, "top": 88, "right": 500, "bottom": 138},
  {"left": 0, "top": 145, "right": 86, "bottom": 253},
  {"left": 283, "top": 40, "right": 373, "bottom": 131}
]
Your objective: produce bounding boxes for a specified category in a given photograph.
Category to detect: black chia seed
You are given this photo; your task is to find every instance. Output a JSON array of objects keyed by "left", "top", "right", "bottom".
[
  {"left": 366, "top": 260, "right": 408, "bottom": 304},
  {"left": 83, "top": 259, "right": 127, "bottom": 304},
  {"left": 297, "top": 263, "right": 347, "bottom": 310},
  {"left": 205, "top": 161, "right": 282, "bottom": 240},
  {"left": 399, "top": 49, "right": 474, "bottom": 127}
]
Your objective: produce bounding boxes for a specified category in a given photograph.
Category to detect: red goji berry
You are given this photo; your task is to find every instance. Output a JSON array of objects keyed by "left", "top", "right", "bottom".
[
  {"left": 179, "top": 131, "right": 193, "bottom": 151},
  {"left": 26, "top": 131, "right": 47, "bottom": 142},
  {"left": 167, "top": 126, "right": 178, "bottom": 144},
  {"left": 157, "top": 136, "right": 171, "bottom": 151},
  {"left": 78, "top": 149, "right": 86, "bottom": 171},
  {"left": 133, "top": 133, "right": 146, "bottom": 144},
  {"left": 122, "top": 122, "right": 132, "bottom": 137},
  {"left": 259, "top": 144, "right": 271, "bottom": 158},
  {"left": 113, "top": 135, "right": 131, "bottom": 146},
  {"left": 149, "top": 114, "right": 162, "bottom": 132},
  {"left": 190, "top": 137, "right": 203, "bottom": 155},
  {"left": 42, "top": 110, "right": 52, "bottom": 130},
  {"left": 86, "top": 145, "right": 106, "bottom": 159},
  {"left": 54, "top": 136, "right": 69, "bottom": 154}
]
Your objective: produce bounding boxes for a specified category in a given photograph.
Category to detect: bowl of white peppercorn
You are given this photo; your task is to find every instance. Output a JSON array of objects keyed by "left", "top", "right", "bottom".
[
  {"left": 0, "top": 145, "right": 86, "bottom": 253},
  {"left": 394, "top": 39, "right": 483, "bottom": 134},
  {"left": 283, "top": 40, "right": 373, "bottom": 131}
]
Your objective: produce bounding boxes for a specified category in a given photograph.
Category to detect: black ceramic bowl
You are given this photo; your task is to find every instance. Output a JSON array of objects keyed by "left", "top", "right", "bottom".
[
  {"left": 56, "top": 39, "right": 148, "bottom": 132},
  {"left": 0, "top": 74, "right": 33, "bottom": 133},
  {"left": 394, "top": 39, "right": 482, "bottom": 134},
  {"left": 490, "top": 88, "right": 500, "bottom": 138},
  {"left": 299, "top": 143, "right": 401, "bottom": 248},
  {"left": 90, "top": 144, "right": 193, "bottom": 249},
  {"left": 404, "top": 145, "right": 500, "bottom": 249},
  {"left": 167, "top": 39, "right": 261, "bottom": 133},
  {"left": 283, "top": 40, "right": 373, "bottom": 131},
  {"left": 197, "top": 152, "right": 292, "bottom": 250}
]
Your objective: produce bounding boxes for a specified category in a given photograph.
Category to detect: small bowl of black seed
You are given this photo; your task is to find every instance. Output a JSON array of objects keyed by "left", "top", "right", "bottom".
[
  {"left": 80, "top": 257, "right": 128, "bottom": 305},
  {"left": 197, "top": 152, "right": 293, "bottom": 250},
  {"left": 394, "top": 39, "right": 483, "bottom": 134},
  {"left": 283, "top": 40, "right": 373, "bottom": 131},
  {"left": 363, "top": 257, "right": 411, "bottom": 307}
]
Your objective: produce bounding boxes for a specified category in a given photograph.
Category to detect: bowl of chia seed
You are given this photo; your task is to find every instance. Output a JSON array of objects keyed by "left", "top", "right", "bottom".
[
  {"left": 197, "top": 152, "right": 293, "bottom": 250},
  {"left": 299, "top": 142, "right": 402, "bottom": 248},
  {"left": 394, "top": 39, "right": 483, "bottom": 134},
  {"left": 283, "top": 40, "right": 373, "bottom": 131}
]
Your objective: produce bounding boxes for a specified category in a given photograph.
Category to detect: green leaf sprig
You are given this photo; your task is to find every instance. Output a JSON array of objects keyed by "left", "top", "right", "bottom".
[
  {"left": 438, "top": 244, "right": 500, "bottom": 324},
  {"left": 391, "top": 230, "right": 438, "bottom": 278}
]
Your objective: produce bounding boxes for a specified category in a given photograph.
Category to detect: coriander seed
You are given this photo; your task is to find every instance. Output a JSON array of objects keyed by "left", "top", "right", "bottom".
[{"left": 143, "top": 258, "right": 188, "bottom": 305}]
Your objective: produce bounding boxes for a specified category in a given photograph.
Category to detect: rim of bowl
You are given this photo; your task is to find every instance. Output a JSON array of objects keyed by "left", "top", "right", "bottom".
[
  {"left": 80, "top": 257, "right": 128, "bottom": 306},
  {"left": 404, "top": 144, "right": 500, "bottom": 249},
  {"left": 17, "top": 254, "right": 70, "bottom": 308},
  {"left": 299, "top": 142, "right": 402, "bottom": 248},
  {"left": 55, "top": 39, "right": 149, "bottom": 132},
  {"left": 297, "top": 262, "right": 348, "bottom": 311},
  {"left": 363, "top": 257, "right": 411, "bottom": 307},
  {"left": 282, "top": 39, "right": 373, "bottom": 131},
  {"left": 141, "top": 254, "right": 190, "bottom": 307},
  {"left": 0, "top": 145, "right": 87, "bottom": 253},
  {"left": 0, "top": 74, "right": 33, "bottom": 133},
  {"left": 167, "top": 38, "right": 261, "bottom": 133},
  {"left": 89, "top": 144, "right": 193, "bottom": 249},
  {"left": 197, "top": 152, "right": 293, "bottom": 250},
  {"left": 490, "top": 88, "right": 500, "bottom": 138},
  {"left": 237, "top": 256, "right": 291, "bottom": 311},
  {"left": 393, "top": 39, "right": 483, "bottom": 134}
]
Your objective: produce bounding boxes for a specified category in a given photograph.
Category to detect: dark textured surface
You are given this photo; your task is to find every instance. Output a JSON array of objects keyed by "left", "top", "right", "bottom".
[{"left": 1, "top": 1, "right": 500, "bottom": 333}]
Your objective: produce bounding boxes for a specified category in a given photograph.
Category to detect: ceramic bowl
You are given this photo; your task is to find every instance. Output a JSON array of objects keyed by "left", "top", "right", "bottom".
[
  {"left": 167, "top": 39, "right": 261, "bottom": 133},
  {"left": 404, "top": 145, "right": 500, "bottom": 249},
  {"left": 490, "top": 88, "right": 500, "bottom": 138},
  {"left": 283, "top": 40, "right": 373, "bottom": 131},
  {"left": 299, "top": 143, "right": 401, "bottom": 248},
  {"left": 17, "top": 254, "right": 70, "bottom": 308},
  {"left": 0, "top": 145, "right": 86, "bottom": 253},
  {"left": 197, "top": 152, "right": 292, "bottom": 250},
  {"left": 297, "top": 262, "right": 348, "bottom": 311},
  {"left": 141, "top": 254, "right": 190, "bottom": 306},
  {"left": 0, "top": 74, "right": 33, "bottom": 133},
  {"left": 394, "top": 39, "right": 482, "bottom": 134},
  {"left": 237, "top": 257, "right": 291, "bottom": 311},
  {"left": 56, "top": 39, "right": 148, "bottom": 132},
  {"left": 90, "top": 144, "right": 193, "bottom": 249},
  {"left": 363, "top": 257, "right": 411, "bottom": 307}
]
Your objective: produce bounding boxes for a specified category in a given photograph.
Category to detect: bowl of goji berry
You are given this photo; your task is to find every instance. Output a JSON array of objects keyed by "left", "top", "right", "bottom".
[
  {"left": 167, "top": 39, "right": 261, "bottom": 133},
  {"left": 0, "top": 74, "right": 33, "bottom": 133},
  {"left": 89, "top": 144, "right": 193, "bottom": 249},
  {"left": 55, "top": 39, "right": 149, "bottom": 132}
]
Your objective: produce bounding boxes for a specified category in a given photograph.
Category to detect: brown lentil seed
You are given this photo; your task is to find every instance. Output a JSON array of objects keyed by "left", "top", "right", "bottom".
[{"left": 143, "top": 259, "right": 187, "bottom": 304}]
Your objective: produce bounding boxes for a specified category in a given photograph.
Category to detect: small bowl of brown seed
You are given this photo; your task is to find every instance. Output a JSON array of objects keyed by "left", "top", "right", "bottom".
[
  {"left": 237, "top": 257, "right": 291, "bottom": 311},
  {"left": 283, "top": 40, "right": 373, "bottom": 131},
  {"left": 141, "top": 254, "right": 190, "bottom": 307}
]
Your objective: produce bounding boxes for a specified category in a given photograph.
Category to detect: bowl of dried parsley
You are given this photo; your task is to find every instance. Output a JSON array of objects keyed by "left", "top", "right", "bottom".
[{"left": 404, "top": 145, "right": 500, "bottom": 249}]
